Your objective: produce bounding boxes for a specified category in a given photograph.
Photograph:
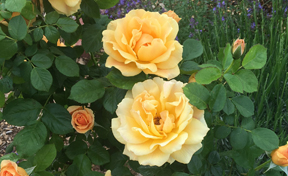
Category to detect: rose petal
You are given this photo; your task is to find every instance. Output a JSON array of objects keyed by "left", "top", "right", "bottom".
[
  {"left": 160, "top": 131, "right": 188, "bottom": 153},
  {"left": 137, "top": 148, "right": 171, "bottom": 166},
  {"left": 67, "top": 106, "right": 82, "bottom": 114},
  {"left": 171, "top": 143, "right": 202, "bottom": 164},
  {"left": 126, "top": 140, "right": 157, "bottom": 156},
  {"left": 184, "top": 118, "right": 209, "bottom": 145},
  {"left": 105, "top": 56, "right": 142, "bottom": 76},
  {"left": 137, "top": 39, "right": 167, "bottom": 62},
  {"left": 111, "top": 118, "right": 126, "bottom": 144}
]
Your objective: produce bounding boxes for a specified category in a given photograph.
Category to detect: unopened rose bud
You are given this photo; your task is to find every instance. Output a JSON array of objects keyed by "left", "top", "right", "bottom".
[
  {"left": 188, "top": 73, "right": 197, "bottom": 83},
  {"left": 163, "top": 10, "right": 181, "bottom": 23},
  {"left": 232, "top": 39, "right": 245, "bottom": 59},
  {"left": 271, "top": 143, "right": 288, "bottom": 167}
]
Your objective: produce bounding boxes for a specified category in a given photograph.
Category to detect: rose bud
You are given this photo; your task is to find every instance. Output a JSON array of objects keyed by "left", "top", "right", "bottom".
[
  {"left": 232, "top": 38, "right": 245, "bottom": 59},
  {"left": 68, "top": 106, "right": 94, "bottom": 134},
  {"left": 163, "top": 10, "right": 182, "bottom": 23},
  {"left": 0, "top": 160, "right": 28, "bottom": 176},
  {"left": 271, "top": 143, "right": 288, "bottom": 167}
]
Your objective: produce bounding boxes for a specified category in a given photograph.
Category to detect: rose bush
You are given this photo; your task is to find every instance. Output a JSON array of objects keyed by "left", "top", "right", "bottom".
[
  {"left": 103, "top": 9, "right": 183, "bottom": 79},
  {"left": 68, "top": 106, "right": 95, "bottom": 134},
  {"left": 0, "top": 160, "right": 28, "bottom": 176},
  {"left": 48, "top": 0, "right": 81, "bottom": 16},
  {"left": 112, "top": 77, "right": 209, "bottom": 166}
]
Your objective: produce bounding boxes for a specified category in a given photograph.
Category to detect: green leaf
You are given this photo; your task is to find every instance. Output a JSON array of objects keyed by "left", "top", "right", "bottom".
[
  {"left": 21, "top": 1, "right": 36, "bottom": 20},
  {"left": 182, "top": 39, "right": 203, "bottom": 61},
  {"left": 208, "top": 151, "right": 220, "bottom": 164},
  {"left": 223, "top": 73, "right": 243, "bottom": 93},
  {"left": 103, "top": 87, "right": 126, "bottom": 114},
  {"left": 69, "top": 79, "right": 105, "bottom": 103},
  {"left": 33, "top": 28, "right": 44, "bottom": 42},
  {"left": 183, "top": 82, "right": 210, "bottom": 110},
  {"left": 33, "top": 144, "right": 57, "bottom": 172},
  {"left": 24, "top": 33, "right": 33, "bottom": 45},
  {"left": 0, "top": 76, "right": 13, "bottom": 93},
  {"left": 30, "top": 67, "right": 53, "bottom": 92},
  {"left": 55, "top": 55, "right": 79, "bottom": 77},
  {"left": 179, "top": 61, "right": 200, "bottom": 74},
  {"left": 230, "top": 128, "right": 248, "bottom": 150},
  {"left": 188, "top": 155, "right": 202, "bottom": 174},
  {"left": 5, "top": 0, "right": 26, "bottom": 12},
  {"left": 242, "top": 44, "right": 267, "bottom": 69},
  {"left": 223, "top": 98, "right": 235, "bottom": 115},
  {"left": 25, "top": 166, "right": 36, "bottom": 175},
  {"left": 0, "top": 91, "right": 4, "bottom": 108},
  {"left": 45, "top": 11, "right": 59, "bottom": 24},
  {"left": 214, "top": 125, "right": 231, "bottom": 139},
  {"left": 56, "top": 17, "right": 79, "bottom": 33},
  {"left": 218, "top": 43, "right": 233, "bottom": 70},
  {"left": 235, "top": 69, "right": 258, "bottom": 93},
  {"left": 66, "top": 154, "right": 91, "bottom": 176},
  {"left": 172, "top": 172, "right": 190, "bottom": 176},
  {"left": 251, "top": 128, "right": 279, "bottom": 151},
  {"left": 82, "top": 24, "right": 105, "bottom": 52},
  {"left": 81, "top": 0, "right": 100, "bottom": 18},
  {"left": 0, "top": 28, "right": 6, "bottom": 41},
  {"left": 25, "top": 43, "right": 37, "bottom": 56},
  {"left": 106, "top": 68, "right": 146, "bottom": 90},
  {"left": 31, "top": 54, "right": 53, "bottom": 69},
  {"left": 0, "top": 153, "right": 21, "bottom": 163},
  {"left": 96, "top": 0, "right": 119, "bottom": 9},
  {"left": 44, "top": 26, "right": 60, "bottom": 44},
  {"left": 31, "top": 171, "right": 54, "bottom": 176},
  {"left": 3, "top": 98, "right": 42, "bottom": 126},
  {"left": 49, "top": 134, "right": 64, "bottom": 151},
  {"left": 65, "top": 140, "right": 88, "bottom": 160},
  {"left": 209, "top": 84, "right": 226, "bottom": 112},
  {"left": 0, "top": 39, "right": 18, "bottom": 60},
  {"left": 241, "top": 117, "right": 255, "bottom": 130},
  {"left": 14, "top": 122, "right": 48, "bottom": 157},
  {"left": 195, "top": 67, "right": 222, "bottom": 84},
  {"left": 83, "top": 171, "right": 104, "bottom": 176},
  {"left": 232, "top": 96, "right": 254, "bottom": 117},
  {"left": 42, "top": 103, "right": 73, "bottom": 134},
  {"left": 87, "top": 140, "right": 110, "bottom": 165},
  {"left": 8, "top": 15, "right": 27, "bottom": 40}
]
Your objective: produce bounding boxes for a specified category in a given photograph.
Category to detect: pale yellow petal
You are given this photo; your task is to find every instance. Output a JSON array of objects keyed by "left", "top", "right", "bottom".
[
  {"left": 111, "top": 118, "right": 126, "bottom": 144},
  {"left": 143, "top": 66, "right": 180, "bottom": 80},
  {"left": 105, "top": 57, "right": 142, "bottom": 76},
  {"left": 137, "top": 148, "right": 171, "bottom": 166},
  {"left": 184, "top": 118, "right": 209, "bottom": 145},
  {"left": 171, "top": 143, "right": 202, "bottom": 164},
  {"left": 126, "top": 140, "right": 157, "bottom": 156},
  {"left": 137, "top": 39, "right": 167, "bottom": 62},
  {"left": 160, "top": 131, "right": 188, "bottom": 154},
  {"left": 67, "top": 106, "right": 82, "bottom": 114}
]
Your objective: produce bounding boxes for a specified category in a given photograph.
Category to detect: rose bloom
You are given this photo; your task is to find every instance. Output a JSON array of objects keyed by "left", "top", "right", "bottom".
[
  {"left": 112, "top": 77, "right": 209, "bottom": 166},
  {"left": 271, "top": 143, "right": 288, "bottom": 167},
  {"left": 103, "top": 9, "right": 183, "bottom": 80},
  {"left": 105, "top": 170, "right": 111, "bottom": 176},
  {"left": 0, "top": 160, "right": 28, "bottom": 176},
  {"left": 163, "top": 10, "right": 181, "bottom": 23},
  {"left": 48, "top": 0, "right": 81, "bottom": 16},
  {"left": 68, "top": 106, "right": 94, "bottom": 134}
]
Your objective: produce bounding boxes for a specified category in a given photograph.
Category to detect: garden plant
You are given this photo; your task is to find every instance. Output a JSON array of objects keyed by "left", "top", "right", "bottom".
[{"left": 0, "top": 0, "right": 287, "bottom": 176}]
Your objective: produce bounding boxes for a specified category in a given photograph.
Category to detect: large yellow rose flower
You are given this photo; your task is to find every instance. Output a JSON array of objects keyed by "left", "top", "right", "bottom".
[
  {"left": 48, "top": 0, "right": 81, "bottom": 16},
  {"left": 111, "top": 77, "right": 209, "bottom": 166},
  {"left": 103, "top": 9, "right": 183, "bottom": 80}
]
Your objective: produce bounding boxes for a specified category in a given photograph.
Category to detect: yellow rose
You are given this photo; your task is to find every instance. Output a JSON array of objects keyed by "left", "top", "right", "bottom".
[
  {"left": 111, "top": 77, "right": 209, "bottom": 166},
  {"left": 163, "top": 10, "right": 181, "bottom": 23},
  {"left": 0, "top": 160, "right": 28, "bottom": 176},
  {"left": 271, "top": 143, "right": 288, "bottom": 167},
  {"left": 103, "top": 9, "right": 183, "bottom": 80},
  {"left": 48, "top": 0, "right": 81, "bottom": 16},
  {"left": 68, "top": 106, "right": 94, "bottom": 134}
]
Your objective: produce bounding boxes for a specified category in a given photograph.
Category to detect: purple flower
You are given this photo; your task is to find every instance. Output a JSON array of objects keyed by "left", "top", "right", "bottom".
[
  {"left": 189, "top": 32, "right": 193, "bottom": 38},
  {"left": 222, "top": 1, "right": 225, "bottom": 6},
  {"left": 222, "top": 16, "right": 225, "bottom": 21},
  {"left": 213, "top": 7, "right": 216, "bottom": 12},
  {"left": 251, "top": 22, "right": 255, "bottom": 29},
  {"left": 237, "top": 28, "right": 240, "bottom": 33}
]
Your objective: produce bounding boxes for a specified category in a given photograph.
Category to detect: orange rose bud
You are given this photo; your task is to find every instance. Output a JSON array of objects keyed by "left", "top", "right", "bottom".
[
  {"left": 163, "top": 10, "right": 181, "bottom": 23},
  {"left": 271, "top": 143, "right": 288, "bottom": 167},
  {"left": 232, "top": 38, "right": 245, "bottom": 59},
  {"left": 68, "top": 106, "right": 94, "bottom": 134},
  {"left": 188, "top": 73, "right": 197, "bottom": 83},
  {"left": 0, "top": 160, "right": 28, "bottom": 176}
]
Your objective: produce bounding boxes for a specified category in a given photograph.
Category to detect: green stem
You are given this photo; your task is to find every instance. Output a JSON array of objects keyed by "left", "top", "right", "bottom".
[{"left": 254, "top": 159, "right": 271, "bottom": 171}]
